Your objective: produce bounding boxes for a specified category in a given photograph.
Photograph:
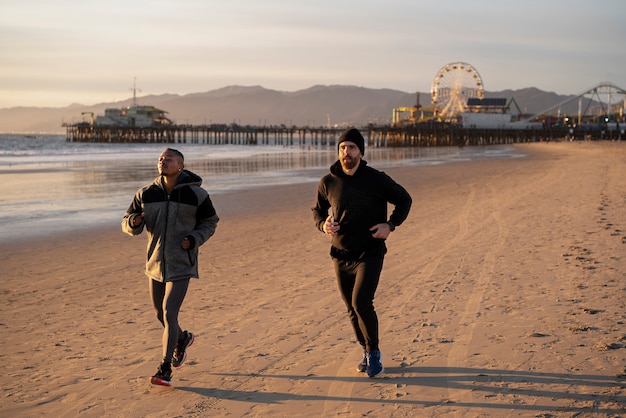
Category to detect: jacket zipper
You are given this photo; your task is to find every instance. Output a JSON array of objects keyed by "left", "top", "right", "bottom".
[{"left": 162, "top": 189, "right": 170, "bottom": 279}]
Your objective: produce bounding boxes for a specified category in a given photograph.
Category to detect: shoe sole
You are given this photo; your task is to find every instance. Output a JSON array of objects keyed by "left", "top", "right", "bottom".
[
  {"left": 172, "top": 333, "right": 195, "bottom": 368},
  {"left": 186, "top": 333, "right": 195, "bottom": 349},
  {"left": 150, "top": 376, "right": 172, "bottom": 386}
]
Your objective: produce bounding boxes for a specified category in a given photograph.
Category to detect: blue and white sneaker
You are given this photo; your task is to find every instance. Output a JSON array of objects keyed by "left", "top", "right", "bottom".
[{"left": 366, "top": 350, "right": 384, "bottom": 378}]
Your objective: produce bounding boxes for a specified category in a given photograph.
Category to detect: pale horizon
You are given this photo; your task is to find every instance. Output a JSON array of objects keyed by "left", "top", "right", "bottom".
[{"left": 1, "top": 0, "right": 625, "bottom": 109}]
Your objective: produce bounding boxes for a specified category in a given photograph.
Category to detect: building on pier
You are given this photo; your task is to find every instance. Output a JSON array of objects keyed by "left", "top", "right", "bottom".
[{"left": 94, "top": 105, "right": 172, "bottom": 127}]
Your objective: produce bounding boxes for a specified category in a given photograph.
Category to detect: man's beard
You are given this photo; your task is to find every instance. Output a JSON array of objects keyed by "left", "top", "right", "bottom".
[{"left": 341, "top": 156, "right": 358, "bottom": 171}]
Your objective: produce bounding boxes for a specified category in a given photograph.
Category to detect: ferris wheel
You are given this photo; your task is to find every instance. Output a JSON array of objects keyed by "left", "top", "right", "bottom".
[{"left": 431, "top": 62, "right": 484, "bottom": 121}]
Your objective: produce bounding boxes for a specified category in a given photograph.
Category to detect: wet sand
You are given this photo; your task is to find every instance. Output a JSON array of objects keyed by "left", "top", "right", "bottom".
[{"left": 1, "top": 141, "right": 625, "bottom": 417}]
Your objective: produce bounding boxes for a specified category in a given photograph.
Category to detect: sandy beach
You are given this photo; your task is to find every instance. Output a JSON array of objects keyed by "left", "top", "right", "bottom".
[{"left": 1, "top": 141, "right": 625, "bottom": 417}]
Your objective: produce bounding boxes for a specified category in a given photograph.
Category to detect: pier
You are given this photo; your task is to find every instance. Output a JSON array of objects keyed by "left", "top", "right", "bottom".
[
  {"left": 65, "top": 124, "right": 344, "bottom": 146},
  {"left": 64, "top": 123, "right": 622, "bottom": 147}
]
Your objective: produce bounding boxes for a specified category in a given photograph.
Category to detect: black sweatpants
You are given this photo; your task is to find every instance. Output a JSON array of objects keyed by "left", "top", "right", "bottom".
[
  {"left": 149, "top": 278, "right": 189, "bottom": 364},
  {"left": 333, "top": 256, "right": 384, "bottom": 352}
]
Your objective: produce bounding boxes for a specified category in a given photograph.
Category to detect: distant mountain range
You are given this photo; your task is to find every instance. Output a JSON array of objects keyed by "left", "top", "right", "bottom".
[{"left": 0, "top": 85, "right": 590, "bottom": 134}]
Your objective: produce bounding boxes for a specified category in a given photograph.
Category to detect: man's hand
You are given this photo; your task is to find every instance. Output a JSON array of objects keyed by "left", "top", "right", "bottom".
[
  {"left": 323, "top": 215, "right": 340, "bottom": 236},
  {"left": 370, "top": 222, "right": 391, "bottom": 239},
  {"left": 131, "top": 212, "right": 145, "bottom": 227}
]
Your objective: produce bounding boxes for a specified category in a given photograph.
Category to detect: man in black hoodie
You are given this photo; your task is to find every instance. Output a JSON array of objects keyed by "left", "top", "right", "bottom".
[{"left": 312, "top": 128, "right": 412, "bottom": 378}]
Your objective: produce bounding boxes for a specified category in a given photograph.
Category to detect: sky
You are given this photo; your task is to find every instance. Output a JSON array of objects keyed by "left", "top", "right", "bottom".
[{"left": 1, "top": 0, "right": 625, "bottom": 108}]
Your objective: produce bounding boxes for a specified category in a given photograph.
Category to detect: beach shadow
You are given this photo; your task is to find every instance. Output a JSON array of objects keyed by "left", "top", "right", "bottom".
[{"left": 176, "top": 367, "right": 625, "bottom": 414}]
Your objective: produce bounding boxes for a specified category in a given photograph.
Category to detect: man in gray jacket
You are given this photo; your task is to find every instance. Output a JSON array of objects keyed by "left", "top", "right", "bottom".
[{"left": 122, "top": 148, "right": 219, "bottom": 386}]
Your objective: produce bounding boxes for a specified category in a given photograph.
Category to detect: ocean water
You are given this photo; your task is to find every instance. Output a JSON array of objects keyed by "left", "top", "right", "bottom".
[{"left": 0, "top": 134, "right": 524, "bottom": 242}]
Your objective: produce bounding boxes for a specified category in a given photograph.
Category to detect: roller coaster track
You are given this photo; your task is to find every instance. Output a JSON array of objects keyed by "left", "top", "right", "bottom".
[{"left": 522, "top": 81, "right": 626, "bottom": 123}]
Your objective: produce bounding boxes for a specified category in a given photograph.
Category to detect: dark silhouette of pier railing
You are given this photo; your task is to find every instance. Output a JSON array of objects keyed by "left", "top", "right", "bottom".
[{"left": 64, "top": 122, "right": 622, "bottom": 146}]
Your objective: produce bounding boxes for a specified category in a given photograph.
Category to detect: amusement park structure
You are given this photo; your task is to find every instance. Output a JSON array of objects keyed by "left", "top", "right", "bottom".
[
  {"left": 391, "top": 92, "right": 423, "bottom": 126},
  {"left": 521, "top": 81, "right": 626, "bottom": 128},
  {"left": 431, "top": 62, "right": 484, "bottom": 121},
  {"left": 391, "top": 61, "right": 625, "bottom": 132},
  {"left": 393, "top": 61, "right": 489, "bottom": 125}
]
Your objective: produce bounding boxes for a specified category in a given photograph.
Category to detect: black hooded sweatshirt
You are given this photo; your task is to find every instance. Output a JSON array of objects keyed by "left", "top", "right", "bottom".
[{"left": 312, "top": 159, "right": 412, "bottom": 261}]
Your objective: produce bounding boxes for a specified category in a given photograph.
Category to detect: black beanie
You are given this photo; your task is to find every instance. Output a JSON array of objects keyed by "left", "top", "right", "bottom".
[{"left": 337, "top": 128, "right": 365, "bottom": 156}]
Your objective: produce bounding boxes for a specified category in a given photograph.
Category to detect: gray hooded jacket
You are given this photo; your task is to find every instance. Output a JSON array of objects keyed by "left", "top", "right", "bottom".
[{"left": 122, "top": 170, "right": 219, "bottom": 282}]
